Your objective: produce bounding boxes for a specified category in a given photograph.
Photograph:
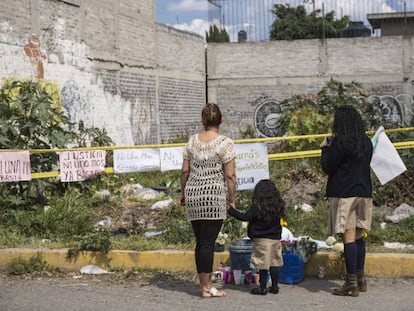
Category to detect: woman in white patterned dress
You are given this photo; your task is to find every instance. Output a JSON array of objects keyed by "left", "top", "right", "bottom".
[{"left": 180, "top": 103, "right": 236, "bottom": 298}]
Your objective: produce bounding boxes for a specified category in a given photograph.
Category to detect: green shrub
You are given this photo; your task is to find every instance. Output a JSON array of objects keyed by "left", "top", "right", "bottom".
[
  {"left": 7, "top": 252, "right": 53, "bottom": 275},
  {"left": 161, "top": 204, "right": 194, "bottom": 245},
  {"left": 278, "top": 79, "right": 386, "bottom": 149},
  {"left": 0, "top": 226, "right": 28, "bottom": 247},
  {"left": 67, "top": 229, "right": 112, "bottom": 259},
  {"left": 77, "top": 229, "right": 112, "bottom": 253}
]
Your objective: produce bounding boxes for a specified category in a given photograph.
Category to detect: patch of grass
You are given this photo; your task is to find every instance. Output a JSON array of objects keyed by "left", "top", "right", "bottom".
[
  {"left": 1, "top": 191, "right": 94, "bottom": 240},
  {"left": 67, "top": 229, "right": 112, "bottom": 259},
  {"left": 0, "top": 227, "right": 28, "bottom": 247},
  {"left": 111, "top": 234, "right": 193, "bottom": 251},
  {"left": 368, "top": 216, "right": 414, "bottom": 245},
  {"left": 7, "top": 253, "right": 56, "bottom": 275},
  {"left": 159, "top": 203, "right": 194, "bottom": 245},
  {"left": 285, "top": 203, "right": 329, "bottom": 241}
]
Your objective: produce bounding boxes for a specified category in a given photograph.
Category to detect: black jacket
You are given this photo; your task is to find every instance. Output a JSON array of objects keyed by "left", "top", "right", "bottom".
[
  {"left": 228, "top": 204, "right": 282, "bottom": 240},
  {"left": 320, "top": 135, "right": 373, "bottom": 198}
]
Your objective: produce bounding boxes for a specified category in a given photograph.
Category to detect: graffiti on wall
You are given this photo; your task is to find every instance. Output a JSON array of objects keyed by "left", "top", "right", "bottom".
[
  {"left": 355, "top": 94, "right": 414, "bottom": 127},
  {"left": 59, "top": 77, "right": 137, "bottom": 145},
  {"left": 253, "top": 94, "right": 414, "bottom": 138},
  {"left": 253, "top": 96, "right": 287, "bottom": 137},
  {"left": 61, "top": 80, "right": 91, "bottom": 130},
  {"left": 23, "top": 35, "right": 46, "bottom": 79}
]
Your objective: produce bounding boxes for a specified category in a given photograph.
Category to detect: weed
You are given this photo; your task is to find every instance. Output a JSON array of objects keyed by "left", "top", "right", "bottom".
[
  {"left": 369, "top": 216, "right": 414, "bottom": 245},
  {"left": 0, "top": 226, "right": 28, "bottom": 247},
  {"left": 1, "top": 191, "right": 94, "bottom": 240},
  {"left": 7, "top": 253, "right": 54, "bottom": 275},
  {"left": 67, "top": 229, "right": 112, "bottom": 257}
]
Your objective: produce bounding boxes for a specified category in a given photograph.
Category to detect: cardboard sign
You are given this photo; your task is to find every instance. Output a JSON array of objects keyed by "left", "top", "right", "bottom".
[
  {"left": 235, "top": 143, "right": 269, "bottom": 190},
  {"left": 0, "top": 151, "right": 31, "bottom": 182},
  {"left": 59, "top": 150, "right": 106, "bottom": 182},
  {"left": 160, "top": 147, "right": 184, "bottom": 172},
  {"left": 114, "top": 148, "right": 160, "bottom": 173}
]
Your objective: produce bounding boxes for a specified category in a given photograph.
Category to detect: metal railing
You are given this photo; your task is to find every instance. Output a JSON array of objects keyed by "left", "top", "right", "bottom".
[{"left": 208, "top": 0, "right": 414, "bottom": 42}]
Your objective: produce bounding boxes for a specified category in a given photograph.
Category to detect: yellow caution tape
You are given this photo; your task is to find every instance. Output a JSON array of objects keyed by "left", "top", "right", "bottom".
[{"left": 2, "top": 127, "right": 412, "bottom": 179}]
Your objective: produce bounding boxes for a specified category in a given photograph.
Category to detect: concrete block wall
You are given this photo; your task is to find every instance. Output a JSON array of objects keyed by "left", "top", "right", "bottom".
[
  {"left": 2, "top": 0, "right": 413, "bottom": 145},
  {"left": 156, "top": 25, "right": 207, "bottom": 143},
  {"left": 0, "top": 0, "right": 206, "bottom": 146},
  {"left": 207, "top": 36, "right": 414, "bottom": 139}
]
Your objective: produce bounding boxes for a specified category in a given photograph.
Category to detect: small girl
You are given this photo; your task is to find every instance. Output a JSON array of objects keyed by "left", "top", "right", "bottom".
[{"left": 227, "top": 179, "right": 286, "bottom": 295}]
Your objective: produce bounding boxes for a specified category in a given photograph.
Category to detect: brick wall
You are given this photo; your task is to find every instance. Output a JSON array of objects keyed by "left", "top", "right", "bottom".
[{"left": 159, "top": 77, "right": 205, "bottom": 143}]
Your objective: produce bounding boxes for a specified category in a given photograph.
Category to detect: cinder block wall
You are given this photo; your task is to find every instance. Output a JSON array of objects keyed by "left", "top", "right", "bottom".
[
  {"left": 1, "top": 1, "right": 413, "bottom": 144},
  {"left": 207, "top": 37, "right": 414, "bottom": 139}
]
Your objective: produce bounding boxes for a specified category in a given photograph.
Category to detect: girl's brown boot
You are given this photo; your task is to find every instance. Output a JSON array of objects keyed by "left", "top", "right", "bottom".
[
  {"left": 356, "top": 270, "right": 367, "bottom": 292},
  {"left": 332, "top": 273, "right": 359, "bottom": 297}
]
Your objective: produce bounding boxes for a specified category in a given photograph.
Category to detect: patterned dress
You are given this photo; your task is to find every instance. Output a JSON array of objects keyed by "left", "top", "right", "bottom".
[{"left": 183, "top": 134, "right": 235, "bottom": 221}]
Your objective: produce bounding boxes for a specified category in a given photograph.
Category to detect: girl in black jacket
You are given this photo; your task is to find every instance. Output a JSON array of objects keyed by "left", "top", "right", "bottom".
[
  {"left": 320, "top": 105, "right": 373, "bottom": 297},
  {"left": 228, "top": 179, "right": 286, "bottom": 295}
]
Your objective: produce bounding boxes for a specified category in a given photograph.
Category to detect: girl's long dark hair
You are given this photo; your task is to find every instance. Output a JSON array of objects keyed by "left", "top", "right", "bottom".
[
  {"left": 332, "top": 105, "right": 369, "bottom": 159},
  {"left": 252, "top": 179, "right": 286, "bottom": 223}
]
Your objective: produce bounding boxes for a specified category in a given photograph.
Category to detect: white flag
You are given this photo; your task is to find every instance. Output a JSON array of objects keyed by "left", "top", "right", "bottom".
[{"left": 370, "top": 126, "right": 407, "bottom": 185}]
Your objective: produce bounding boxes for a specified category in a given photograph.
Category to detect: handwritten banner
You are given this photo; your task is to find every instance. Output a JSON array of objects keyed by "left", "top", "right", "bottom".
[
  {"left": 59, "top": 150, "right": 106, "bottom": 182},
  {"left": 113, "top": 149, "right": 160, "bottom": 173},
  {"left": 235, "top": 143, "right": 269, "bottom": 190},
  {"left": 0, "top": 151, "right": 31, "bottom": 182},
  {"left": 160, "top": 147, "right": 184, "bottom": 172},
  {"left": 0, "top": 143, "right": 269, "bottom": 189}
]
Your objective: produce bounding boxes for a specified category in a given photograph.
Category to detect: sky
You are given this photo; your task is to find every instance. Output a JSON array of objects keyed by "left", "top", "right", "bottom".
[
  {"left": 156, "top": 0, "right": 210, "bottom": 37},
  {"left": 156, "top": 0, "right": 412, "bottom": 41}
]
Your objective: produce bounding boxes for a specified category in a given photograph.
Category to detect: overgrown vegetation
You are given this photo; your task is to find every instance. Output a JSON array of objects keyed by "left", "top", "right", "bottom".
[
  {"left": 0, "top": 78, "right": 113, "bottom": 251},
  {"left": 0, "top": 78, "right": 413, "bottom": 258}
]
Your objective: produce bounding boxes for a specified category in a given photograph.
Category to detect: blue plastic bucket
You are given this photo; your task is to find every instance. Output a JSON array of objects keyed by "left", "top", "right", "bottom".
[
  {"left": 228, "top": 239, "right": 253, "bottom": 272},
  {"left": 279, "top": 251, "right": 305, "bottom": 284}
]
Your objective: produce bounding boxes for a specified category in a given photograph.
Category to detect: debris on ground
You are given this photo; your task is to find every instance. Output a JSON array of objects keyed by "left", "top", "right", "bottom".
[{"left": 385, "top": 203, "right": 414, "bottom": 223}]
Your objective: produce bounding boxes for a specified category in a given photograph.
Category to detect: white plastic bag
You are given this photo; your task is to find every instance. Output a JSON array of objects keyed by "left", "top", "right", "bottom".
[{"left": 370, "top": 126, "right": 407, "bottom": 185}]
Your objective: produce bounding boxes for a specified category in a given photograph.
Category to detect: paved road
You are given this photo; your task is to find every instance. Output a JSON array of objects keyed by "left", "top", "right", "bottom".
[{"left": 1, "top": 274, "right": 413, "bottom": 311}]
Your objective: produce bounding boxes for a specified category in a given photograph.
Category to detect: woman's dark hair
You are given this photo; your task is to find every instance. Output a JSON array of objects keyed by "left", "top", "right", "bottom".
[
  {"left": 332, "top": 105, "right": 369, "bottom": 159},
  {"left": 252, "top": 179, "right": 286, "bottom": 223},
  {"left": 202, "top": 103, "right": 222, "bottom": 129}
]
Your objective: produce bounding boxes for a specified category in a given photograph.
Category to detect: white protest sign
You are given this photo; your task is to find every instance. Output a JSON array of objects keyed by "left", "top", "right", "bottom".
[
  {"left": 235, "top": 143, "right": 269, "bottom": 190},
  {"left": 114, "top": 148, "right": 160, "bottom": 173},
  {"left": 160, "top": 147, "right": 184, "bottom": 172},
  {"left": 0, "top": 151, "right": 31, "bottom": 182},
  {"left": 59, "top": 150, "right": 106, "bottom": 182},
  {"left": 370, "top": 126, "right": 407, "bottom": 185}
]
